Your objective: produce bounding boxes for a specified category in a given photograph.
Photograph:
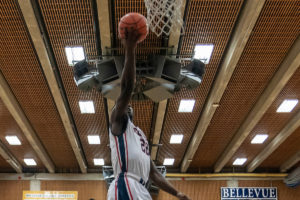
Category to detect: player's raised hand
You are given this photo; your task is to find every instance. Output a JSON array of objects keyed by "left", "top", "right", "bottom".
[
  {"left": 121, "top": 27, "right": 140, "bottom": 49},
  {"left": 177, "top": 192, "right": 191, "bottom": 200}
]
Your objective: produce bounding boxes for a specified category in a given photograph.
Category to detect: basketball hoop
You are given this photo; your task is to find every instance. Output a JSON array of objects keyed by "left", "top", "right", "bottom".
[{"left": 144, "top": 0, "right": 184, "bottom": 37}]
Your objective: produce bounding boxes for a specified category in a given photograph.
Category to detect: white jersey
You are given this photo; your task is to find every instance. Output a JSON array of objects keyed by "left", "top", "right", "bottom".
[{"left": 107, "top": 119, "right": 152, "bottom": 200}]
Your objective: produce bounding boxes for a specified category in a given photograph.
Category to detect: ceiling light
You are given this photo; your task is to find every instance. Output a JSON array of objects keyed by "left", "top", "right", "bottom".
[
  {"left": 251, "top": 134, "right": 268, "bottom": 144},
  {"left": 24, "top": 159, "right": 37, "bottom": 166},
  {"left": 79, "top": 101, "right": 95, "bottom": 114},
  {"left": 163, "top": 158, "right": 175, "bottom": 166},
  {"left": 170, "top": 134, "right": 183, "bottom": 144},
  {"left": 277, "top": 99, "right": 298, "bottom": 113},
  {"left": 178, "top": 99, "right": 195, "bottom": 112},
  {"left": 193, "top": 44, "right": 214, "bottom": 64},
  {"left": 88, "top": 135, "right": 100, "bottom": 144},
  {"left": 65, "top": 46, "right": 85, "bottom": 66},
  {"left": 94, "top": 158, "right": 104, "bottom": 166},
  {"left": 233, "top": 158, "right": 247, "bottom": 166},
  {"left": 5, "top": 136, "right": 21, "bottom": 145}
]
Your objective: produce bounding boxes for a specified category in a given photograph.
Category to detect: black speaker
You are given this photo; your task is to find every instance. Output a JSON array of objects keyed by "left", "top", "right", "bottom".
[{"left": 149, "top": 55, "right": 181, "bottom": 83}]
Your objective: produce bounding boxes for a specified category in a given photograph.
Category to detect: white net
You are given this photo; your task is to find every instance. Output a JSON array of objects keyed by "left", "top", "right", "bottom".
[{"left": 144, "top": 0, "right": 184, "bottom": 37}]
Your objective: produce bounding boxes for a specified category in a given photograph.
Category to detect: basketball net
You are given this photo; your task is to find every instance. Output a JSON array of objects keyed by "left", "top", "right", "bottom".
[{"left": 144, "top": 0, "right": 184, "bottom": 37}]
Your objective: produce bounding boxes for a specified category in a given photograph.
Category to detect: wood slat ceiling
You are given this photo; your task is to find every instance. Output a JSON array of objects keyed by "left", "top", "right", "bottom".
[
  {"left": 0, "top": 0, "right": 299, "bottom": 173},
  {"left": 157, "top": 0, "right": 244, "bottom": 167},
  {"left": 229, "top": 68, "right": 300, "bottom": 168},
  {"left": 190, "top": 0, "right": 300, "bottom": 170},
  {"left": 0, "top": 0, "right": 78, "bottom": 171},
  {"left": 38, "top": 0, "right": 110, "bottom": 168},
  {"left": 0, "top": 100, "right": 44, "bottom": 169}
]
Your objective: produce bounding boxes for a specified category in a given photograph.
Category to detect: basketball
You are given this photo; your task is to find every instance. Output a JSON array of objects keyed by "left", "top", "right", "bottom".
[{"left": 118, "top": 12, "right": 148, "bottom": 43}]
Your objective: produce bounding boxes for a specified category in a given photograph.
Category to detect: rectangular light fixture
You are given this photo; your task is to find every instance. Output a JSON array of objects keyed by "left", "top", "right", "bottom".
[
  {"left": 193, "top": 44, "right": 214, "bottom": 64},
  {"left": 251, "top": 134, "right": 268, "bottom": 144},
  {"left": 88, "top": 135, "right": 100, "bottom": 145},
  {"left": 65, "top": 46, "right": 85, "bottom": 65},
  {"left": 178, "top": 99, "right": 195, "bottom": 113},
  {"left": 277, "top": 99, "right": 298, "bottom": 113},
  {"left": 94, "top": 158, "right": 104, "bottom": 166},
  {"left": 170, "top": 134, "right": 183, "bottom": 144},
  {"left": 233, "top": 158, "right": 247, "bottom": 166},
  {"left": 79, "top": 101, "right": 95, "bottom": 114},
  {"left": 163, "top": 158, "right": 175, "bottom": 166},
  {"left": 24, "top": 159, "right": 37, "bottom": 166},
  {"left": 5, "top": 136, "right": 21, "bottom": 145}
]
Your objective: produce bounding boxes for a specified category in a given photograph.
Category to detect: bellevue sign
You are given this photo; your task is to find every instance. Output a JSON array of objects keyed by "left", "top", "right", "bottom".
[{"left": 221, "top": 187, "right": 277, "bottom": 200}]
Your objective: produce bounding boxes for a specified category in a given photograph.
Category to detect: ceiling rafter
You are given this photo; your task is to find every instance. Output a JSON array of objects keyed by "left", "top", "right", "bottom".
[
  {"left": 17, "top": 0, "right": 87, "bottom": 173},
  {"left": 181, "top": 0, "right": 266, "bottom": 172},
  {"left": 0, "top": 140, "right": 22, "bottom": 173},
  {"left": 0, "top": 71, "right": 55, "bottom": 173},
  {"left": 215, "top": 36, "right": 300, "bottom": 172}
]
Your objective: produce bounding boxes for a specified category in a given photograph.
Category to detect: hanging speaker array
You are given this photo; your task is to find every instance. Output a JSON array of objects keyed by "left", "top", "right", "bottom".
[{"left": 73, "top": 56, "right": 205, "bottom": 102}]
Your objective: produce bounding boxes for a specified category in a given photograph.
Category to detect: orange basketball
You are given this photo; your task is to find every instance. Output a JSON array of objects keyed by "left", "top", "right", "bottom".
[{"left": 118, "top": 12, "right": 148, "bottom": 43}]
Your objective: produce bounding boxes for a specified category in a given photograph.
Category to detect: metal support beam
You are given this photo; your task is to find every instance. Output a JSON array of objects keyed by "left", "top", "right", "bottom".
[
  {"left": 18, "top": 0, "right": 87, "bottom": 173},
  {"left": 215, "top": 36, "right": 300, "bottom": 173},
  {"left": 181, "top": 0, "right": 266, "bottom": 172},
  {"left": 280, "top": 151, "right": 300, "bottom": 172},
  {"left": 247, "top": 109, "right": 300, "bottom": 172},
  {"left": 151, "top": 100, "right": 167, "bottom": 160},
  {"left": 0, "top": 141, "right": 22, "bottom": 173},
  {"left": 97, "top": 0, "right": 112, "bottom": 55},
  {"left": 0, "top": 71, "right": 55, "bottom": 173}
]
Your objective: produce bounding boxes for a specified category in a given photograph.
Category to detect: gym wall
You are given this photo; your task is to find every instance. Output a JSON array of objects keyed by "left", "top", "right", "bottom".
[{"left": 0, "top": 180, "right": 299, "bottom": 200}]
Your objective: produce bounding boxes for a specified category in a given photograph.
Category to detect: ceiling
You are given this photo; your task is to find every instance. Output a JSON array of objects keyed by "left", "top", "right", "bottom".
[{"left": 0, "top": 0, "right": 299, "bottom": 174}]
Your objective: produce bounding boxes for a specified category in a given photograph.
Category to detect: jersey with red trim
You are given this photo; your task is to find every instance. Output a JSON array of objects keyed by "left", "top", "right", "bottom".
[{"left": 109, "top": 119, "right": 150, "bottom": 181}]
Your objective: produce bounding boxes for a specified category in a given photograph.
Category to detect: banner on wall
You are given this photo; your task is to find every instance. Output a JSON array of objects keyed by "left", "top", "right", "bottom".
[
  {"left": 221, "top": 187, "right": 277, "bottom": 200},
  {"left": 23, "top": 191, "right": 78, "bottom": 200}
]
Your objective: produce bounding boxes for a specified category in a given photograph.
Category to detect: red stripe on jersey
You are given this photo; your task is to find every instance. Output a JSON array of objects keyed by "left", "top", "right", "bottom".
[{"left": 125, "top": 173, "right": 134, "bottom": 200}]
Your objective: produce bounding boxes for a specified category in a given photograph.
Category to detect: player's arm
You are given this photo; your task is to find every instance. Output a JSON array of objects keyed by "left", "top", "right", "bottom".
[
  {"left": 149, "top": 160, "right": 191, "bottom": 200},
  {"left": 110, "top": 29, "right": 139, "bottom": 136}
]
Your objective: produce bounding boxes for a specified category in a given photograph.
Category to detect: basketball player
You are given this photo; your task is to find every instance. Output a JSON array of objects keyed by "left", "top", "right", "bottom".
[{"left": 107, "top": 28, "right": 191, "bottom": 200}]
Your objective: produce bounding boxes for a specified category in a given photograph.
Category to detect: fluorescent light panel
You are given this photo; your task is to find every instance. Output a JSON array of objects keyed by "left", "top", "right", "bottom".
[
  {"left": 163, "top": 158, "right": 175, "bottom": 166},
  {"left": 79, "top": 101, "right": 95, "bottom": 114},
  {"left": 170, "top": 134, "right": 183, "bottom": 144},
  {"left": 65, "top": 46, "right": 85, "bottom": 65},
  {"left": 233, "top": 158, "right": 247, "bottom": 166},
  {"left": 94, "top": 158, "right": 104, "bottom": 166},
  {"left": 251, "top": 134, "right": 268, "bottom": 144},
  {"left": 24, "top": 159, "right": 37, "bottom": 166},
  {"left": 178, "top": 99, "right": 195, "bottom": 113},
  {"left": 193, "top": 44, "right": 214, "bottom": 64},
  {"left": 88, "top": 135, "right": 100, "bottom": 144},
  {"left": 5, "top": 136, "right": 21, "bottom": 145},
  {"left": 277, "top": 99, "right": 298, "bottom": 113}
]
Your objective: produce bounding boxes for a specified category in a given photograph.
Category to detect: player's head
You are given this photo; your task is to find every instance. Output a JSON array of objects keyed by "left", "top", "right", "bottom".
[{"left": 111, "top": 104, "right": 134, "bottom": 121}]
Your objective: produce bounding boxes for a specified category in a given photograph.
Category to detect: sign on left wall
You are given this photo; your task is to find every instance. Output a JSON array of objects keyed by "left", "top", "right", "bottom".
[{"left": 23, "top": 191, "right": 78, "bottom": 200}]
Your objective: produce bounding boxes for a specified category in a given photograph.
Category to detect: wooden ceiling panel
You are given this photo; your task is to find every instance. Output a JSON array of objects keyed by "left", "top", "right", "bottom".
[
  {"left": 190, "top": 0, "right": 300, "bottom": 169},
  {"left": 157, "top": 0, "right": 244, "bottom": 167},
  {"left": 0, "top": 100, "right": 44, "bottom": 169},
  {"left": 38, "top": 0, "right": 110, "bottom": 168},
  {"left": 0, "top": 1, "right": 78, "bottom": 170},
  {"left": 0, "top": 155, "right": 14, "bottom": 172},
  {"left": 229, "top": 68, "right": 300, "bottom": 168}
]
